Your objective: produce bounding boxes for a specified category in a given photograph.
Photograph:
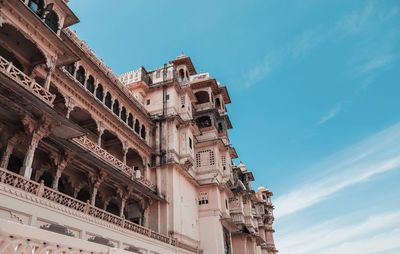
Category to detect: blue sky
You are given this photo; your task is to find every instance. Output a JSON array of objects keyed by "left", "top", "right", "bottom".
[{"left": 69, "top": 1, "right": 400, "bottom": 253}]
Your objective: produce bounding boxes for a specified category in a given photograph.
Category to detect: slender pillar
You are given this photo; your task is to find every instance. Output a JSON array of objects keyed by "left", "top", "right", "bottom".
[
  {"left": 44, "top": 56, "right": 57, "bottom": 90},
  {"left": 122, "top": 148, "right": 128, "bottom": 164},
  {"left": 120, "top": 198, "right": 126, "bottom": 217},
  {"left": 91, "top": 185, "right": 98, "bottom": 206},
  {"left": 20, "top": 133, "right": 40, "bottom": 179},
  {"left": 52, "top": 154, "right": 72, "bottom": 190},
  {"left": 0, "top": 135, "right": 19, "bottom": 169},
  {"left": 98, "top": 127, "right": 104, "bottom": 147}
]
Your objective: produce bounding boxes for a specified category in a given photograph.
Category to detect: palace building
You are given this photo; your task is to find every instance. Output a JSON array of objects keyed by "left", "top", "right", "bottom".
[{"left": 0, "top": 1, "right": 278, "bottom": 254}]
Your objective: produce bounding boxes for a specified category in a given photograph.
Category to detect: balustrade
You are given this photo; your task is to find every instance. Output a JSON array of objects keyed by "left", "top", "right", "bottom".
[
  {"left": 0, "top": 167, "right": 199, "bottom": 253},
  {"left": 0, "top": 56, "right": 55, "bottom": 106},
  {"left": 72, "top": 135, "right": 156, "bottom": 191}
]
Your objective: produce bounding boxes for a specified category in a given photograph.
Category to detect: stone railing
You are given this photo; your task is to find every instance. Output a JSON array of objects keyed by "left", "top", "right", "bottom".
[
  {"left": 0, "top": 168, "right": 201, "bottom": 253},
  {"left": 231, "top": 213, "right": 245, "bottom": 225},
  {"left": 245, "top": 216, "right": 256, "bottom": 229},
  {"left": 72, "top": 135, "right": 156, "bottom": 191},
  {"left": 0, "top": 56, "right": 55, "bottom": 106}
]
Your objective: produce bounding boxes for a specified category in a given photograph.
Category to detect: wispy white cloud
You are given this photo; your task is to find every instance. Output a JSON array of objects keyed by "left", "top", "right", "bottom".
[
  {"left": 277, "top": 211, "right": 400, "bottom": 254},
  {"left": 317, "top": 101, "right": 349, "bottom": 125},
  {"left": 274, "top": 123, "right": 400, "bottom": 218},
  {"left": 358, "top": 54, "right": 396, "bottom": 74},
  {"left": 242, "top": 1, "right": 399, "bottom": 88}
]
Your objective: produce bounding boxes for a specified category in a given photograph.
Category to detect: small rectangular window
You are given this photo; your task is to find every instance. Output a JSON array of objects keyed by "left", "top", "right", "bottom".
[
  {"left": 146, "top": 99, "right": 150, "bottom": 105},
  {"left": 166, "top": 94, "right": 170, "bottom": 100},
  {"left": 189, "top": 137, "right": 193, "bottom": 149}
]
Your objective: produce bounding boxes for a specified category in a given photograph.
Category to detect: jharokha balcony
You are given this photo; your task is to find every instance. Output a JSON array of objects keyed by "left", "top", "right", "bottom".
[
  {"left": 0, "top": 167, "right": 201, "bottom": 254},
  {"left": 0, "top": 55, "right": 55, "bottom": 107}
]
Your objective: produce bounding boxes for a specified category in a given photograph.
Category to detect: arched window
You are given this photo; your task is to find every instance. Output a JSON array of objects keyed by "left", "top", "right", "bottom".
[
  {"left": 215, "top": 98, "right": 221, "bottom": 109},
  {"left": 105, "top": 92, "right": 112, "bottom": 109},
  {"left": 28, "top": 0, "right": 44, "bottom": 16},
  {"left": 120, "top": 107, "right": 127, "bottom": 122},
  {"left": 65, "top": 63, "right": 75, "bottom": 75},
  {"left": 44, "top": 10, "right": 59, "bottom": 33},
  {"left": 140, "top": 125, "right": 146, "bottom": 139},
  {"left": 179, "top": 69, "right": 185, "bottom": 80},
  {"left": 128, "top": 113, "right": 134, "bottom": 128},
  {"left": 113, "top": 99, "right": 120, "bottom": 115},
  {"left": 76, "top": 66, "right": 85, "bottom": 85},
  {"left": 86, "top": 75, "right": 95, "bottom": 93},
  {"left": 96, "top": 83, "right": 104, "bottom": 101},
  {"left": 195, "top": 91, "right": 210, "bottom": 104},
  {"left": 196, "top": 116, "right": 212, "bottom": 128},
  {"left": 134, "top": 119, "right": 140, "bottom": 134}
]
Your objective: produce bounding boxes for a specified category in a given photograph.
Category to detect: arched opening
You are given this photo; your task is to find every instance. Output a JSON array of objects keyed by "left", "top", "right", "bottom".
[
  {"left": 196, "top": 116, "right": 212, "bottom": 128},
  {"left": 86, "top": 75, "right": 95, "bottom": 93},
  {"left": 96, "top": 83, "right": 104, "bottom": 101},
  {"left": 179, "top": 69, "right": 185, "bottom": 81},
  {"left": 44, "top": 10, "right": 59, "bottom": 33},
  {"left": 28, "top": 0, "right": 45, "bottom": 16},
  {"left": 113, "top": 99, "right": 120, "bottom": 116},
  {"left": 126, "top": 148, "right": 144, "bottom": 173},
  {"left": 120, "top": 107, "right": 127, "bottom": 122},
  {"left": 7, "top": 155, "right": 23, "bottom": 174},
  {"left": 76, "top": 187, "right": 91, "bottom": 203},
  {"left": 76, "top": 66, "right": 85, "bottom": 85},
  {"left": 140, "top": 125, "right": 146, "bottom": 140},
  {"left": 106, "top": 200, "right": 120, "bottom": 216},
  {"left": 134, "top": 119, "right": 140, "bottom": 134},
  {"left": 69, "top": 107, "right": 98, "bottom": 143},
  {"left": 65, "top": 63, "right": 75, "bottom": 75},
  {"left": 58, "top": 174, "right": 74, "bottom": 196},
  {"left": 38, "top": 171, "right": 53, "bottom": 187},
  {"left": 101, "top": 130, "right": 124, "bottom": 161},
  {"left": 195, "top": 91, "right": 210, "bottom": 104},
  {"left": 127, "top": 114, "right": 134, "bottom": 128},
  {"left": 0, "top": 23, "right": 46, "bottom": 76},
  {"left": 124, "top": 200, "right": 144, "bottom": 225},
  {"left": 105, "top": 92, "right": 112, "bottom": 109},
  {"left": 215, "top": 98, "right": 221, "bottom": 109},
  {"left": 95, "top": 194, "right": 105, "bottom": 209},
  {"left": 49, "top": 85, "right": 68, "bottom": 116}
]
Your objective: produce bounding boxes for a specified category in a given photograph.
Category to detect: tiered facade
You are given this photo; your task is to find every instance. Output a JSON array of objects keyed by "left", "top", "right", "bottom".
[{"left": 0, "top": 1, "right": 277, "bottom": 254}]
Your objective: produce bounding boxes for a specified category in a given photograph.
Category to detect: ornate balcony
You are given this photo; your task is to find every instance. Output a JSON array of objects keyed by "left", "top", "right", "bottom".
[
  {"left": 0, "top": 56, "right": 55, "bottom": 106},
  {"left": 0, "top": 167, "right": 201, "bottom": 253},
  {"left": 72, "top": 135, "right": 156, "bottom": 191}
]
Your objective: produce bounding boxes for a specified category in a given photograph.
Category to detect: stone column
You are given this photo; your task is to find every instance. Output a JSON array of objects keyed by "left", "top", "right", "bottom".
[
  {"left": 89, "top": 171, "right": 107, "bottom": 206},
  {"left": 44, "top": 56, "right": 57, "bottom": 91},
  {"left": 91, "top": 184, "right": 99, "bottom": 206},
  {"left": 0, "top": 135, "right": 19, "bottom": 169},
  {"left": 52, "top": 152, "right": 73, "bottom": 190},
  {"left": 97, "top": 126, "right": 104, "bottom": 147},
  {"left": 20, "top": 117, "right": 51, "bottom": 179},
  {"left": 120, "top": 198, "right": 126, "bottom": 217},
  {"left": 122, "top": 147, "right": 128, "bottom": 164}
]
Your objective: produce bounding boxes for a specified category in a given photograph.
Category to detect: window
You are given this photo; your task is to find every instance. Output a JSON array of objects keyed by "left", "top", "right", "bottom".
[
  {"left": 179, "top": 69, "right": 185, "bottom": 81},
  {"left": 120, "top": 107, "right": 127, "bottom": 122},
  {"left": 65, "top": 63, "right": 75, "bottom": 75},
  {"left": 196, "top": 150, "right": 215, "bottom": 167},
  {"left": 113, "top": 100, "right": 120, "bottom": 115},
  {"left": 134, "top": 120, "right": 140, "bottom": 134},
  {"left": 156, "top": 70, "right": 161, "bottom": 78},
  {"left": 166, "top": 94, "right": 170, "bottom": 100},
  {"left": 221, "top": 156, "right": 226, "bottom": 170},
  {"left": 218, "top": 122, "right": 224, "bottom": 133},
  {"left": 105, "top": 92, "right": 112, "bottom": 109},
  {"left": 215, "top": 98, "right": 221, "bottom": 109},
  {"left": 198, "top": 192, "right": 209, "bottom": 205},
  {"left": 86, "top": 75, "right": 95, "bottom": 93},
  {"left": 146, "top": 99, "right": 150, "bottom": 105},
  {"left": 196, "top": 116, "right": 212, "bottom": 128},
  {"left": 141, "top": 125, "right": 146, "bottom": 139},
  {"left": 128, "top": 113, "right": 134, "bottom": 128},
  {"left": 28, "top": 0, "right": 44, "bottom": 16},
  {"left": 44, "top": 10, "right": 59, "bottom": 33},
  {"left": 225, "top": 199, "right": 228, "bottom": 209},
  {"left": 194, "top": 91, "right": 210, "bottom": 104},
  {"left": 76, "top": 66, "right": 85, "bottom": 85},
  {"left": 181, "top": 96, "right": 185, "bottom": 108},
  {"left": 96, "top": 84, "right": 104, "bottom": 101},
  {"left": 189, "top": 137, "right": 192, "bottom": 149}
]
